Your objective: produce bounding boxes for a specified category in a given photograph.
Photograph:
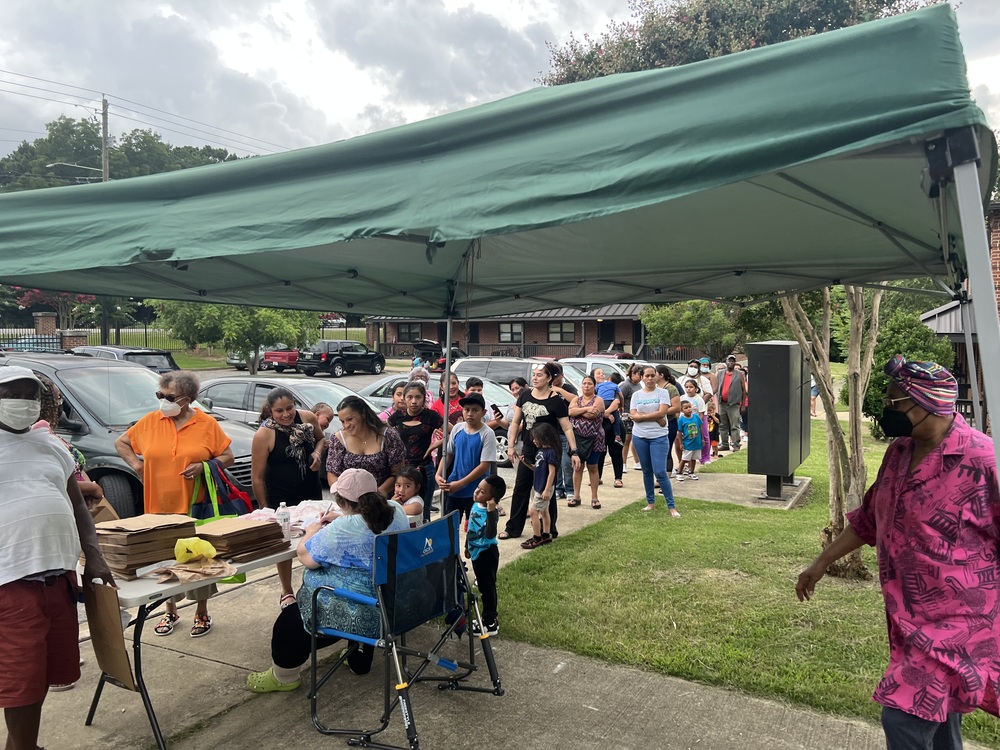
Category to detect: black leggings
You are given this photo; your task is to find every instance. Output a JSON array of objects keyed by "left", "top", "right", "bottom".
[
  {"left": 596, "top": 418, "right": 623, "bottom": 481},
  {"left": 504, "top": 459, "right": 559, "bottom": 538},
  {"left": 471, "top": 546, "right": 499, "bottom": 623},
  {"left": 271, "top": 603, "right": 374, "bottom": 673}
]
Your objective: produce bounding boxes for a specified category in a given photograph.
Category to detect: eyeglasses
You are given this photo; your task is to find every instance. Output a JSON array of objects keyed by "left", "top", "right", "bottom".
[
  {"left": 155, "top": 391, "right": 187, "bottom": 403},
  {"left": 882, "top": 395, "right": 910, "bottom": 408}
]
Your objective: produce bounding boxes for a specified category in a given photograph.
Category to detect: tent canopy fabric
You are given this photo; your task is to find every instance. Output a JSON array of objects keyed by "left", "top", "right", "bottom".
[{"left": 0, "top": 4, "right": 994, "bottom": 318}]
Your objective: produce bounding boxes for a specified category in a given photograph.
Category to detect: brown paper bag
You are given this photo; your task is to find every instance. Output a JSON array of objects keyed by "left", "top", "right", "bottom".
[{"left": 83, "top": 584, "right": 136, "bottom": 692}]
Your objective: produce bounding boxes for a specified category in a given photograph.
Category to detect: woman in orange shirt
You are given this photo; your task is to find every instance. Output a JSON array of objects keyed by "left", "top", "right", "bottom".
[{"left": 115, "top": 371, "right": 234, "bottom": 638}]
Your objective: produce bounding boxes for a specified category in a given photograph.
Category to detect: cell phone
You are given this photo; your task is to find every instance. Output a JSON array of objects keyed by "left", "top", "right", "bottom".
[{"left": 492, "top": 404, "right": 503, "bottom": 417}]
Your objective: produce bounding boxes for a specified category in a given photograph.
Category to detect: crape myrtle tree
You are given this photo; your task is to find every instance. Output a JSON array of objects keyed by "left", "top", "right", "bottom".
[{"left": 544, "top": 0, "right": 937, "bottom": 577}]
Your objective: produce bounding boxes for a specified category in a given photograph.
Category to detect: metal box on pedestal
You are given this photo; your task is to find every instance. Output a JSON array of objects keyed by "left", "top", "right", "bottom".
[{"left": 746, "top": 341, "right": 811, "bottom": 498}]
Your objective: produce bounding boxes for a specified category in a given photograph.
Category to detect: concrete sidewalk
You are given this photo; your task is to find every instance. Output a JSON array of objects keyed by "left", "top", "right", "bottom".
[{"left": 31, "top": 460, "right": 988, "bottom": 749}]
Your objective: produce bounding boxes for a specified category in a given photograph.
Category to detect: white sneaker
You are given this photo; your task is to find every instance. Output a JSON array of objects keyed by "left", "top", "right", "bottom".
[
  {"left": 690, "top": 474, "right": 699, "bottom": 480},
  {"left": 622, "top": 467, "right": 629, "bottom": 474},
  {"left": 676, "top": 474, "right": 685, "bottom": 481}
]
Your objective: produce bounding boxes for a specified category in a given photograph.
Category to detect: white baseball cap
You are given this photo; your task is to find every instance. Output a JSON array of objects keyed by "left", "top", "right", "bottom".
[{"left": 0, "top": 366, "right": 41, "bottom": 387}]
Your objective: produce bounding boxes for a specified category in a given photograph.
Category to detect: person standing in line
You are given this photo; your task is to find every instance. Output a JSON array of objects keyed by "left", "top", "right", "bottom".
[
  {"left": 716, "top": 355, "right": 747, "bottom": 452},
  {"left": 797, "top": 355, "right": 998, "bottom": 750},
  {"left": 631, "top": 366, "right": 680, "bottom": 517},
  {"left": 567, "top": 375, "right": 605, "bottom": 509},
  {"left": 810, "top": 374, "right": 819, "bottom": 417},
  {"left": 436, "top": 393, "right": 496, "bottom": 526},
  {"left": 698, "top": 357, "right": 717, "bottom": 397},
  {"left": 620, "top": 365, "right": 643, "bottom": 472},
  {"left": 549, "top": 363, "right": 577, "bottom": 503},
  {"left": 1, "top": 367, "right": 116, "bottom": 749},
  {"left": 467, "top": 474, "right": 506, "bottom": 636},
  {"left": 521, "top": 424, "right": 561, "bottom": 549},
  {"left": 653, "top": 365, "right": 682, "bottom": 476},
  {"left": 675, "top": 399, "right": 703, "bottom": 481},
  {"left": 378, "top": 383, "right": 406, "bottom": 422},
  {"left": 388, "top": 382, "right": 443, "bottom": 523},
  {"left": 593, "top": 368, "right": 624, "bottom": 488},
  {"left": 500, "top": 363, "right": 581, "bottom": 540}
]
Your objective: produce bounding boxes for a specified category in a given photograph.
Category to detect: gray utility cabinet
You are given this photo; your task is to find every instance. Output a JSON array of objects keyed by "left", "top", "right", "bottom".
[{"left": 746, "top": 341, "right": 811, "bottom": 497}]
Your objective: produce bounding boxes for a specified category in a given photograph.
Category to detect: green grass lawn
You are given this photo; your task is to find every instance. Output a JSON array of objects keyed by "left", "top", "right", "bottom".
[
  {"left": 499, "top": 420, "right": 1000, "bottom": 746},
  {"left": 172, "top": 350, "right": 227, "bottom": 370}
]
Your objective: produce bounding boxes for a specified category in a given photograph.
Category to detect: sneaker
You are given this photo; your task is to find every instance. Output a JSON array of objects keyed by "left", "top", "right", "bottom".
[
  {"left": 670, "top": 509, "right": 682, "bottom": 518},
  {"left": 556, "top": 492, "right": 567, "bottom": 500},
  {"left": 520, "top": 536, "right": 543, "bottom": 549},
  {"left": 671, "top": 469, "right": 680, "bottom": 478},
  {"left": 690, "top": 474, "right": 699, "bottom": 480},
  {"left": 540, "top": 533, "right": 552, "bottom": 545},
  {"left": 622, "top": 467, "right": 629, "bottom": 474},
  {"left": 471, "top": 619, "right": 499, "bottom": 636},
  {"left": 676, "top": 474, "right": 685, "bottom": 481}
]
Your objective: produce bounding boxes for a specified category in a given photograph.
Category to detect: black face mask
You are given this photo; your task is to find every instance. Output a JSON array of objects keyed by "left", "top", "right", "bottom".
[{"left": 879, "top": 408, "right": 913, "bottom": 438}]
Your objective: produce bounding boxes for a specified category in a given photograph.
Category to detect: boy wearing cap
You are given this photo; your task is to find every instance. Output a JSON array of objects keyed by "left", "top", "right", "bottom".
[
  {"left": 797, "top": 355, "right": 1000, "bottom": 749},
  {"left": 0, "top": 366, "right": 116, "bottom": 749},
  {"left": 436, "top": 393, "right": 497, "bottom": 525}
]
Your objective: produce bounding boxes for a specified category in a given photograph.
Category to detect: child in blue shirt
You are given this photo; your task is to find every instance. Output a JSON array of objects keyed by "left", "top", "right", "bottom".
[
  {"left": 436, "top": 393, "right": 497, "bottom": 523},
  {"left": 466, "top": 474, "right": 506, "bottom": 636},
  {"left": 521, "top": 423, "right": 561, "bottom": 550},
  {"left": 676, "top": 400, "right": 703, "bottom": 481}
]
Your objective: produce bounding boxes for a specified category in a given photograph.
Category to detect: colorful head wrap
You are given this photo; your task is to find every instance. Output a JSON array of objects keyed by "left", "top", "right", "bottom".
[{"left": 884, "top": 354, "right": 957, "bottom": 416}]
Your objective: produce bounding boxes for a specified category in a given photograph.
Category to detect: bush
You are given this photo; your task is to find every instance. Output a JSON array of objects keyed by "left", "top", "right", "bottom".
[{"left": 840, "top": 311, "right": 955, "bottom": 438}]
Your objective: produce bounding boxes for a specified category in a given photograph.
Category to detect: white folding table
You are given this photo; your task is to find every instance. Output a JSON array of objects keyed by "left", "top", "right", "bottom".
[{"left": 84, "top": 547, "right": 297, "bottom": 749}]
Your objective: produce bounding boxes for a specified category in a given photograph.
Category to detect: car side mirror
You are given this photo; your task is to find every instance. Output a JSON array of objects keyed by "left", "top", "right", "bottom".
[
  {"left": 58, "top": 413, "right": 86, "bottom": 433},
  {"left": 200, "top": 397, "right": 214, "bottom": 409}
]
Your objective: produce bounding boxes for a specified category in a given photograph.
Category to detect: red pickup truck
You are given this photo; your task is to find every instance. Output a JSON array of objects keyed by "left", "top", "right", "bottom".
[{"left": 262, "top": 347, "right": 299, "bottom": 373}]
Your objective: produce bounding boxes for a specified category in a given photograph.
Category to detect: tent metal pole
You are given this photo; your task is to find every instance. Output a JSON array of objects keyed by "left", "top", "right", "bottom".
[
  {"left": 960, "top": 297, "right": 983, "bottom": 429},
  {"left": 954, "top": 160, "right": 998, "bottom": 453},
  {"left": 442, "top": 314, "right": 454, "bottom": 452}
]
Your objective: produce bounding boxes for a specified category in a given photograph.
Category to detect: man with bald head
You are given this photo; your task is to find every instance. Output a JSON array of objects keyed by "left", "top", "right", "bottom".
[
  {"left": 796, "top": 355, "right": 1000, "bottom": 749},
  {"left": 0, "top": 366, "right": 115, "bottom": 750}
]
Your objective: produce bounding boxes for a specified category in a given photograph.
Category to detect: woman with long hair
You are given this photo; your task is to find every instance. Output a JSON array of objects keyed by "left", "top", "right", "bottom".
[
  {"left": 630, "top": 366, "right": 680, "bottom": 516},
  {"left": 655, "top": 365, "right": 682, "bottom": 476},
  {"left": 326, "top": 396, "right": 405, "bottom": 497},
  {"left": 247, "top": 469, "right": 410, "bottom": 693},
  {"left": 500, "top": 362, "right": 581, "bottom": 540},
  {"left": 252, "top": 387, "right": 325, "bottom": 608},
  {"left": 387, "top": 382, "right": 443, "bottom": 522},
  {"left": 620, "top": 364, "right": 643, "bottom": 470},
  {"left": 567, "top": 375, "right": 605, "bottom": 509}
]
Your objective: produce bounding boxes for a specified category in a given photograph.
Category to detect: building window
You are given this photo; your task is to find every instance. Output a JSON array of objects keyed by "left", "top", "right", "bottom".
[
  {"left": 499, "top": 322, "right": 523, "bottom": 343},
  {"left": 398, "top": 323, "right": 421, "bottom": 342},
  {"left": 548, "top": 322, "right": 575, "bottom": 343}
]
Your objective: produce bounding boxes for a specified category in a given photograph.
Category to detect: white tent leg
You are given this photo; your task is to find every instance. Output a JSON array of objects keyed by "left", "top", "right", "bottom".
[
  {"left": 442, "top": 315, "right": 454, "bottom": 445},
  {"left": 955, "top": 162, "right": 998, "bottom": 458},
  {"left": 960, "top": 298, "right": 983, "bottom": 428}
]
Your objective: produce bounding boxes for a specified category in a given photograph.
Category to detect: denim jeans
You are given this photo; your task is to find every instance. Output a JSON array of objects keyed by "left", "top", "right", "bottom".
[
  {"left": 631, "top": 435, "right": 675, "bottom": 509},
  {"left": 880, "top": 706, "right": 963, "bottom": 750},
  {"left": 556, "top": 434, "right": 573, "bottom": 497}
]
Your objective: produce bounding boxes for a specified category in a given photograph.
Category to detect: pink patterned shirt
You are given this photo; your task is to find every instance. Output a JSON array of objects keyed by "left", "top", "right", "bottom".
[{"left": 847, "top": 414, "right": 1000, "bottom": 721}]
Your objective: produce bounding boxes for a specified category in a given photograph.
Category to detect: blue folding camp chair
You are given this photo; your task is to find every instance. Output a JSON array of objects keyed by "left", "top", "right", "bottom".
[{"left": 308, "top": 511, "right": 503, "bottom": 749}]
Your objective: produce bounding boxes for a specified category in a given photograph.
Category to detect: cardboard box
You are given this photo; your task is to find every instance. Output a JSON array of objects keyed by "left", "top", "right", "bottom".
[{"left": 89, "top": 498, "right": 120, "bottom": 525}]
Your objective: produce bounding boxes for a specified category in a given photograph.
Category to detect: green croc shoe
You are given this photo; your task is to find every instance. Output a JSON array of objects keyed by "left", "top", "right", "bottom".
[{"left": 247, "top": 667, "right": 301, "bottom": 693}]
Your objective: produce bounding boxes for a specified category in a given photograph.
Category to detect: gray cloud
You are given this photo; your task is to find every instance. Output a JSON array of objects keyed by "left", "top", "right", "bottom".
[
  {"left": 309, "top": 0, "right": 555, "bottom": 109},
  {"left": 0, "top": 0, "right": 341, "bottom": 159}
]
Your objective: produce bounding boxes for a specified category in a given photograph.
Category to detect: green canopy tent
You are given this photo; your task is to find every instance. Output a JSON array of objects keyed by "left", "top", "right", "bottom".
[{"left": 0, "top": 5, "right": 997, "bottom": 456}]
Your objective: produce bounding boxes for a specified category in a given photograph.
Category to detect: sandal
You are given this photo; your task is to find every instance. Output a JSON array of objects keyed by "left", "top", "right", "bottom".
[
  {"left": 498, "top": 531, "right": 517, "bottom": 540},
  {"left": 153, "top": 612, "right": 180, "bottom": 636},
  {"left": 279, "top": 594, "right": 296, "bottom": 610},
  {"left": 567, "top": 497, "right": 581, "bottom": 507},
  {"left": 592, "top": 499, "right": 602, "bottom": 509},
  {"left": 247, "top": 666, "right": 301, "bottom": 693},
  {"left": 614, "top": 480, "right": 624, "bottom": 488},
  {"left": 190, "top": 614, "right": 212, "bottom": 638}
]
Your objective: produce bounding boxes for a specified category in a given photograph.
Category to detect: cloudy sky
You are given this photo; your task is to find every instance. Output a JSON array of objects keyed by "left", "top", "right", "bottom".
[{"left": 0, "top": 0, "right": 997, "bottom": 161}]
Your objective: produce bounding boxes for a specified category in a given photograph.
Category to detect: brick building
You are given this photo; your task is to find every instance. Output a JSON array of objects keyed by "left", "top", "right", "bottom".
[{"left": 368, "top": 304, "right": 650, "bottom": 360}]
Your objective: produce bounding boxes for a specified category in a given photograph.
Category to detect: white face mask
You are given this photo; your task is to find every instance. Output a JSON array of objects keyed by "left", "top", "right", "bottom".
[
  {"left": 0, "top": 398, "right": 41, "bottom": 430},
  {"left": 159, "top": 398, "right": 182, "bottom": 417},
  {"left": 700, "top": 366, "right": 710, "bottom": 373},
  {"left": 687, "top": 366, "right": 699, "bottom": 376}
]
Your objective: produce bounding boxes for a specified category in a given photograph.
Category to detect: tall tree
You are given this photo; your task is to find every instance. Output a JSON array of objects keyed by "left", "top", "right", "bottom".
[{"left": 543, "top": 0, "right": 935, "bottom": 577}]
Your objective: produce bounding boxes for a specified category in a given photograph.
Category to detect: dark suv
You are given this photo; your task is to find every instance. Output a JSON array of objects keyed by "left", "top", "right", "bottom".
[
  {"left": 73, "top": 345, "right": 179, "bottom": 373},
  {"left": 299, "top": 340, "right": 386, "bottom": 378}
]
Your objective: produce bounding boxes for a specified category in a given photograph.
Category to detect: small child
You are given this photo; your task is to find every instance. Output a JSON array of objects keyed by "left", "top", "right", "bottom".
[
  {"left": 676, "top": 400, "right": 703, "bottom": 480},
  {"left": 435, "top": 393, "right": 497, "bottom": 524},
  {"left": 521, "top": 423, "right": 561, "bottom": 549},
  {"left": 467, "top": 474, "right": 506, "bottom": 636},
  {"left": 707, "top": 401, "right": 721, "bottom": 457},
  {"left": 392, "top": 467, "right": 426, "bottom": 527},
  {"left": 682, "top": 379, "right": 711, "bottom": 465}
]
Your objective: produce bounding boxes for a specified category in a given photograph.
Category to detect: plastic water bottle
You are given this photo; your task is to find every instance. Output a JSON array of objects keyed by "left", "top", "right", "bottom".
[{"left": 276, "top": 502, "right": 291, "bottom": 541}]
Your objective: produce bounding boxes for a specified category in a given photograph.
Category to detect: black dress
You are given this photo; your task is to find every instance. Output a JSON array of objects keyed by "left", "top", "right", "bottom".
[{"left": 264, "top": 413, "right": 321, "bottom": 508}]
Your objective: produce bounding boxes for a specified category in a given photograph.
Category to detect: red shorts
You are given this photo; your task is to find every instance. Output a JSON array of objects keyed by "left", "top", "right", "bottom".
[{"left": 0, "top": 573, "right": 81, "bottom": 707}]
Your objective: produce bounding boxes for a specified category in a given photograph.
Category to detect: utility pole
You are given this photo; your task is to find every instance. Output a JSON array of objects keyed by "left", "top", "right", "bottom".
[{"left": 100, "top": 95, "right": 111, "bottom": 344}]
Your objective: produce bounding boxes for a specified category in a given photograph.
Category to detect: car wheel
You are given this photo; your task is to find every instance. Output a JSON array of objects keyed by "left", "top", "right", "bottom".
[
  {"left": 304, "top": 369, "right": 317, "bottom": 377},
  {"left": 274, "top": 366, "right": 285, "bottom": 373},
  {"left": 371, "top": 360, "right": 384, "bottom": 374},
  {"left": 332, "top": 362, "right": 345, "bottom": 378},
  {"left": 494, "top": 431, "right": 511, "bottom": 467},
  {"left": 97, "top": 474, "right": 141, "bottom": 519}
]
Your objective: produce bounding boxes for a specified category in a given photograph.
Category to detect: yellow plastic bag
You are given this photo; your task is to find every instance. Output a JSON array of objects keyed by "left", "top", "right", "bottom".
[{"left": 174, "top": 537, "right": 218, "bottom": 563}]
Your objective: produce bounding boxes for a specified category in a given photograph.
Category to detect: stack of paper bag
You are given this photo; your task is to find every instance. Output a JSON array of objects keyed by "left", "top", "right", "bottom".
[
  {"left": 195, "top": 517, "right": 289, "bottom": 562},
  {"left": 95, "top": 514, "right": 196, "bottom": 579}
]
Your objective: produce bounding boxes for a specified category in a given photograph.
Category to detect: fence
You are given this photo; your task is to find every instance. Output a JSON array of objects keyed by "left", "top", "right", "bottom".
[
  {"left": 377, "top": 341, "right": 585, "bottom": 360},
  {"left": 640, "top": 344, "right": 704, "bottom": 362}
]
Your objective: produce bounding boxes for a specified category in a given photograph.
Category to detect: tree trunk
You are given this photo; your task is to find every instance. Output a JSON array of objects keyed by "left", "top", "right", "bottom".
[{"left": 781, "top": 289, "right": 872, "bottom": 580}]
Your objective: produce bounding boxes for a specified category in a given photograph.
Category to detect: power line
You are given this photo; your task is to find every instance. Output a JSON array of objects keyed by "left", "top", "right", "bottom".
[
  {"left": 0, "top": 68, "right": 291, "bottom": 151},
  {"left": 110, "top": 112, "right": 266, "bottom": 155},
  {"left": 0, "top": 127, "right": 46, "bottom": 135},
  {"left": 0, "top": 77, "right": 99, "bottom": 105},
  {"left": 111, "top": 106, "right": 276, "bottom": 153},
  {"left": 0, "top": 86, "right": 98, "bottom": 112}
]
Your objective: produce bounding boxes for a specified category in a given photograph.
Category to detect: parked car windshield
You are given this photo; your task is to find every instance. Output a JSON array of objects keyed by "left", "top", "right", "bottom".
[
  {"left": 284, "top": 380, "right": 364, "bottom": 408},
  {"left": 58, "top": 366, "right": 212, "bottom": 427},
  {"left": 124, "top": 352, "right": 175, "bottom": 369}
]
